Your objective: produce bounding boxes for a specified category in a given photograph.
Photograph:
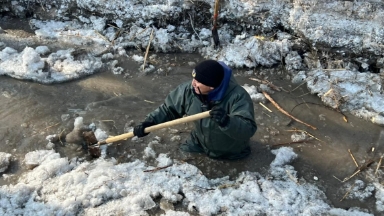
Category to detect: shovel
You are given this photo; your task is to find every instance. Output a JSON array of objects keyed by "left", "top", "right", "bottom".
[{"left": 85, "top": 111, "right": 211, "bottom": 157}]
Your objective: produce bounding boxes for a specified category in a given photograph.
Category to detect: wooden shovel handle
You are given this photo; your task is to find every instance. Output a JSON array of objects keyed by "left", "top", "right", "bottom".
[
  {"left": 99, "top": 111, "right": 211, "bottom": 145},
  {"left": 213, "top": 0, "right": 220, "bottom": 26}
]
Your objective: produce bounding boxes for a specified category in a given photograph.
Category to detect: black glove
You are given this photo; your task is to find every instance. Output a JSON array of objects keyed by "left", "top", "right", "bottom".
[
  {"left": 133, "top": 121, "right": 155, "bottom": 137},
  {"left": 209, "top": 106, "right": 229, "bottom": 127}
]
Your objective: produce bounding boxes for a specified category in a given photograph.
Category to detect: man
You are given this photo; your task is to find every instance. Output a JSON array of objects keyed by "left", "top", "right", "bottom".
[{"left": 134, "top": 59, "right": 257, "bottom": 159}]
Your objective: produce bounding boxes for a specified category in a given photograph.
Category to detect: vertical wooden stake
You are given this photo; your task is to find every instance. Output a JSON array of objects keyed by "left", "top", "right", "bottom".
[{"left": 143, "top": 28, "right": 154, "bottom": 71}]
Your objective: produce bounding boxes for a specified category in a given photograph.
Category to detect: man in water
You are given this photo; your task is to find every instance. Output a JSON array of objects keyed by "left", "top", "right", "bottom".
[{"left": 134, "top": 59, "right": 257, "bottom": 159}]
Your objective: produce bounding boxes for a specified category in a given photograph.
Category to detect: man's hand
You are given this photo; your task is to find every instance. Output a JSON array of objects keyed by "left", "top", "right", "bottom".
[
  {"left": 133, "top": 121, "right": 155, "bottom": 137},
  {"left": 209, "top": 106, "right": 229, "bottom": 127}
]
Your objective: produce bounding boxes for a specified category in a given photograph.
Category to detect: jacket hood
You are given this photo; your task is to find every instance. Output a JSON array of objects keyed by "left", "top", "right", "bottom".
[{"left": 207, "top": 61, "right": 232, "bottom": 102}]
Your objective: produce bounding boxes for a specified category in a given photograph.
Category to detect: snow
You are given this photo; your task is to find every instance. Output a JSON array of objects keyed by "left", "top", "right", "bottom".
[
  {"left": 0, "top": 46, "right": 103, "bottom": 84},
  {"left": 0, "top": 146, "right": 373, "bottom": 215},
  {"left": 0, "top": 152, "right": 12, "bottom": 173},
  {"left": 1, "top": 0, "right": 384, "bottom": 215}
]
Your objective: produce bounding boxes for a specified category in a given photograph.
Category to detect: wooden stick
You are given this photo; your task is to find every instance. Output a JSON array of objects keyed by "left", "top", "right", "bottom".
[
  {"left": 94, "top": 30, "right": 110, "bottom": 42},
  {"left": 188, "top": 13, "right": 201, "bottom": 41},
  {"left": 301, "top": 98, "right": 310, "bottom": 110},
  {"left": 297, "top": 92, "right": 310, "bottom": 98},
  {"left": 59, "top": 129, "right": 65, "bottom": 146},
  {"left": 41, "top": 122, "right": 60, "bottom": 131},
  {"left": 249, "top": 77, "right": 282, "bottom": 92},
  {"left": 263, "top": 92, "right": 317, "bottom": 130},
  {"left": 271, "top": 140, "right": 309, "bottom": 148},
  {"left": 259, "top": 102, "right": 272, "bottom": 112},
  {"left": 143, "top": 28, "right": 154, "bottom": 71},
  {"left": 342, "top": 170, "right": 361, "bottom": 182},
  {"left": 342, "top": 159, "right": 374, "bottom": 182},
  {"left": 262, "top": 111, "right": 271, "bottom": 118},
  {"left": 290, "top": 80, "right": 308, "bottom": 92},
  {"left": 143, "top": 164, "right": 172, "bottom": 172},
  {"left": 343, "top": 116, "right": 348, "bottom": 123},
  {"left": 333, "top": 175, "right": 343, "bottom": 182},
  {"left": 323, "top": 88, "right": 333, "bottom": 97},
  {"left": 218, "top": 183, "right": 239, "bottom": 189},
  {"left": 340, "top": 182, "right": 356, "bottom": 202},
  {"left": 348, "top": 149, "right": 359, "bottom": 167},
  {"left": 323, "top": 68, "right": 346, "bottom": 71},
  {"left": 144, "top": 100, "right": 155, "bottom": 104},
  {"left": 375, "top": 155, "right": 383, "bottom": 175}
]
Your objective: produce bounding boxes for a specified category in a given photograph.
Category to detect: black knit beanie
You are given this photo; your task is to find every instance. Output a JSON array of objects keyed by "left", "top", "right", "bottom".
[{"left": 192, "top": 60, "right": 224, "bottom": 88}]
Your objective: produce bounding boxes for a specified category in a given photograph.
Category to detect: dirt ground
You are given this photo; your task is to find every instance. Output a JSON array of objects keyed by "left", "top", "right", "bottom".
[{"left": 1, "top": 18, "right": 384, "bottom": 214}]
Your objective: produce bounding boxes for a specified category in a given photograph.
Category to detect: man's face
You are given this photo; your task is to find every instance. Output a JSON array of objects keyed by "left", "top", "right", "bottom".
[{"left": 192, "top": 78, "right": 214, "bottom": 95}]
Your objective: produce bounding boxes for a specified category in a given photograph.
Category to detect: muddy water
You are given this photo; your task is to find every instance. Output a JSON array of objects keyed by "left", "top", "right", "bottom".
[
  {"left": 1, "top": 19, "right": 384, "bottom": 214},
  {"left": 1, "top": 57, "right": 383, "bottom": 212}
]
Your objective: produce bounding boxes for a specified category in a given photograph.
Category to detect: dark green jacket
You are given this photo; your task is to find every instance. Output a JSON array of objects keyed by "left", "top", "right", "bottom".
[{"left": 145, "top": 62, "right": 257, "bottom": 158}]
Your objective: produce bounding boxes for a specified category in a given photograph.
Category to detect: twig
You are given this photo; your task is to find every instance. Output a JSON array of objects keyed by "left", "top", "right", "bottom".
[
  {"left": 323, "top": 88, "right": 333, "bottom": 97},
  {"left": 348, "top": 149, "right": 359, "bottom": 167},
  {"left": 94, "top": 30, "right": 110, "bottom": 42},
  {"left": 296, "top": 92, "right": 310, "bottom": 98},
  {"left": 375, "top": 155, "right": 383, "bottom": 175},
  {"left": 271, "top": 140, "right": 310, "bottom": 148},
  {"left": 262, "top": 111, "right": 271, "bottom": 118},
  {"left": 144, "top": 100, "right": 155, "bottom": 104},
  {"left": 263, "top": 92, "right": 317, "bottom": 130},
  {"left": 41, "top": 122, "right": 60, "bottom": 131},
  {"left": 218, "top": 183, "right": 238, "bottom": 189},
  {"left": 286, "top": 170, "right": 299, "bottom": 185},
  {"left": 333, "top": 175, "right": 343, "bottom": 182},
  {"left": 100, "top": 120, "right": 115, "bottom": 123},
  {"left": 259, "top": 102, "right": 272, "bottom": 112},
  {"left": 323, "top": 68, "right": 346, "bottom": 71},
  {"left": 59, "top": 129, "right": 65, "bottom": 146},
  {"left": 302, "top": 98, "right": 310, "bottom": 109},
  {"left": 195, "top": 185, "right": 215, "bottom": 191},
  {"left": 342, "top": 170, "right": 361, "bottom": 183},
  {"left": 173, "top": 42, "right": 183, "bottom": 51},
  {"left": 107, "top": 24, "right": 119, "bottom": 29},
  {"left": 342, "top": 159, "right": 374, "bottom": 182},
  {"left": 195, "top": 183, "right": 238, "bottom": 191},
  {"left": 249, "top": 78, "right": 282, "bottom": 92},
  {"left": 130, "top": 27, "right": 149, "bottom": 40},
  {"left": 291, "top": 80, "right": 308, "bottom": 92},
  {"left": 38, "top": 0, "right": 46, "bottom": 11},
  {"left": 188, "top": 13, "right": 201, "bottom": 41},
  {"left": 340, "top": 182, "right": 356, "bottom": 202},
  {"left": 143, "top": 28, "right": 154, "bottom": 71},
  {"left": 143, "top": 164, "right": 172, "bottom": 172},
  {"left": 342, "top": 116, "right": 348, "bottom": 122}
]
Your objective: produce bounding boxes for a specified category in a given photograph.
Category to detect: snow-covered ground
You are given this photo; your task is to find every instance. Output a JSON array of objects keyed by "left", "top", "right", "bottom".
[
  {"left": 1, "top": 0, "right": 384, "bottom": 215},
  {"left": 0, "top": 143, "right": 375, "bottom": 215}
]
